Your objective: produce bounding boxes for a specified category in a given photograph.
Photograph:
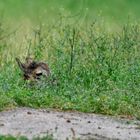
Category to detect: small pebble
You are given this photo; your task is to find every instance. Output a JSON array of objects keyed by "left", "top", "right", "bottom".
[
  {"left": 27, "top": 111, "right": 32, "bottom": 115},
  {"left": 66, "top": 119, "right": 71, "bottom": 123},
  {"left": 0, "top": 123, "right": 4, "bottom": 126},
  {"left": 98, "top": 126, "right": 101, "bottom": 129},
  {"left": 87, "top": 120, "right": 91, "bottom": 123}
]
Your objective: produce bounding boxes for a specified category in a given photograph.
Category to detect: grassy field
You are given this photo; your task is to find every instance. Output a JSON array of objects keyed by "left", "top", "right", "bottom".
[
  {"left": 0, "top": 0, "right": 140, "bottom": 118},
  {"left": 0, "top": 0, "right": 140, "bottom": 27}
]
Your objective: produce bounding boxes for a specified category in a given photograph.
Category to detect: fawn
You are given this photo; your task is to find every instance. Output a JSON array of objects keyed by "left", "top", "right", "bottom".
[{"left": 15, "top": 57, "right": 50, "bottom": 81}]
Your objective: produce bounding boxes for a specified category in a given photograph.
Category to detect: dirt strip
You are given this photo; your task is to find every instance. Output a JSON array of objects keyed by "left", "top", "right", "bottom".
[{"left": 0, "top": 107, "right": 140, "bottom": 140}]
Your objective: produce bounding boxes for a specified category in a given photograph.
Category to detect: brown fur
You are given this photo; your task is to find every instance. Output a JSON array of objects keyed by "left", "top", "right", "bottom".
[{"left": 16, "top": 57, "right": 50, "bottom": 80}]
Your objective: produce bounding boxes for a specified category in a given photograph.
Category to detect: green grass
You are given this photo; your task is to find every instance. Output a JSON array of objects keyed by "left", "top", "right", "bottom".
[
  {"left": 0, "top": 0, "right": 140, "bottom": 118},
  {"left": 0, "top": 18, "right": 140, "bottom": 118},
  {"left": 0, "top": 0, "right": 140, "bottom": 26},
  {"left": 0, "top": 135, "right": 53, "bottom": 140}
]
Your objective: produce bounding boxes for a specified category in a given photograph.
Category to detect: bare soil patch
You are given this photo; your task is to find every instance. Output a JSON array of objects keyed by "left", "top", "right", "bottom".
[{"left": 0, "top": 107, "right": 140, "bottom": 140}]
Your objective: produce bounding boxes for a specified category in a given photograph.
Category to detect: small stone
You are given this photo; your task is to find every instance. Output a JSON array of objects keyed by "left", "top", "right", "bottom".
[
  {"left": 87, "top": 120, "right": 91, "bottom": 123},
  {"left": 66, "top": 119, "right": 71, "bottom": 123},
  {"left": 0, "top": 123, "right": 4, "bottom": 126},
  {"left": 98, "top": 126, "right": 101, "bottom": 129},
  {"left": 27, "top": 111, "right": 32, "bottom": 115}
]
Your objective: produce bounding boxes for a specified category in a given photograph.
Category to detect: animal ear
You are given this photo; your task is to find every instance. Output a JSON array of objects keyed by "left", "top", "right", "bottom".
[
  {"left": 26, "top": 57, "right": 34, "bottom": 65},
  {"left": 15, "top": 57, "right": 26, "bottom": 72}
]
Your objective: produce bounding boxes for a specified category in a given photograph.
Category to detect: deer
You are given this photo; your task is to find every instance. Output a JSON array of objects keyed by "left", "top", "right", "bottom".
[{"left": 15, "top": 57, "right": 50, "bottom": 81}]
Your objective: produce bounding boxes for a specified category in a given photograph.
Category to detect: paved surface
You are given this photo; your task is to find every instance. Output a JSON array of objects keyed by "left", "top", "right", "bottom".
[{"left": 0, "top": 107, "right": 140, "bottom": 140}]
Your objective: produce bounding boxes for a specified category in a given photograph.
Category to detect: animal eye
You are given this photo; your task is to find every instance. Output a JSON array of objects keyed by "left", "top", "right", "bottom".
[{"left": 36, "top": 73, "right": 42, "bottom": 76}]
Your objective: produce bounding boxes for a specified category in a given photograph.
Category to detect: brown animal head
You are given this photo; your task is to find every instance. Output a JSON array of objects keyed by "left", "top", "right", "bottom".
[{"left": 15, "top": 57, "right": 50, "bottom": 80}]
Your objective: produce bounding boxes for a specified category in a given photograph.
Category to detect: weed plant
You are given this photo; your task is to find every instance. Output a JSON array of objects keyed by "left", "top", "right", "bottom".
[{"left": 0, "top": 19, "right": 140, "bottom": 118}]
